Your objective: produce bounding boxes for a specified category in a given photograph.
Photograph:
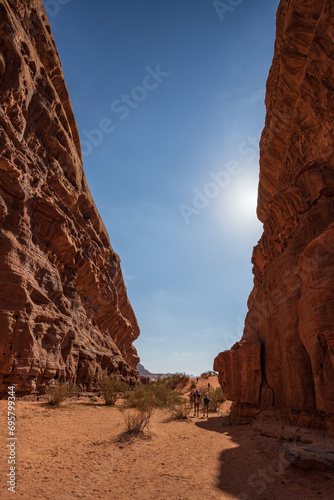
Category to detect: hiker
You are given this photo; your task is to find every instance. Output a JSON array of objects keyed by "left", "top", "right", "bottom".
[
  {"left": 203, "top": 393, "right": 210, "bottom": 418},
  {"left": 193, "top": 389, "right": 201, "bottom": 416},
  {"left": 189, "top": 390, "right": 194, "bottom": 409}
]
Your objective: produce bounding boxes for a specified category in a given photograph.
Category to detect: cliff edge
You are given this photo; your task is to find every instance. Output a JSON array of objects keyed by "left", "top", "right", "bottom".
[
  {"left": 0, "top": 0, "right": 140, "bottom": 394},
  {"left": 214, "top": 0, "right": 334, "bottom": 431}
]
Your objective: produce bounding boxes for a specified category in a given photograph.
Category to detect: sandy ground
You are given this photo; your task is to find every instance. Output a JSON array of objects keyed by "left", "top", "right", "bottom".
[{"left": 1, "top": 378, "right": 333, "bottom": 499}]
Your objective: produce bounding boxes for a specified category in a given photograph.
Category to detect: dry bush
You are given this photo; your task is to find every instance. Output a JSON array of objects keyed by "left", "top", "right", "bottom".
[
  {"left": 97, "top": 374, "right": 128, "bottom": 406},
  {"left": 123, "top": 409, "right": 153, "bottom": 436},
  {"left": 169, "top": 402, "right": 191, "bottom": 420},
  {"left": 46, "top": 381, "right": 71, "bottom": 406}
]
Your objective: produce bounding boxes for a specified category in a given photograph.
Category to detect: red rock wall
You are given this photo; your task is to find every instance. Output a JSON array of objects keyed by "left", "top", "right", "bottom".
[
  {"left": 0, "top": 0, "right": 140, "bottom": 394},
  {"left": 215, "top": 0, "right": 334, "bottom": 429}
]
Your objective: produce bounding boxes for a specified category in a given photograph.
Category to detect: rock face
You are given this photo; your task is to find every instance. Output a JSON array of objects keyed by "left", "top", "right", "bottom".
[
  {"left": 0, "top": 0, "right": 140, "bottom": 395},
  {"left": 215, "top": 0, "right": 334, "bottom": 430}
]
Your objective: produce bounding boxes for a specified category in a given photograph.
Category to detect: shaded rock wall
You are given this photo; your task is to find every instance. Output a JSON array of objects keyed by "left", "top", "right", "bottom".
[
  {"left": 0, "top": 0, "right": 140, "bottom": 394},
  {"left": 215, "top": 0, "right": 334, "bottom": 429}
]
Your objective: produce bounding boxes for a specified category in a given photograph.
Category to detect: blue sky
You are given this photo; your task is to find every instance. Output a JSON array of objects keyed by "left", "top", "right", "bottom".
[{"left": 46, "top": 0, "right": 280, "bottom": 375}]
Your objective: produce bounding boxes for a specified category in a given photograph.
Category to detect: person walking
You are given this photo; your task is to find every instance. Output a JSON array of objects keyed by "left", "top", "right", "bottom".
[
  {"left": 189, "top": 390, "right": 194, "bottom": 409},
  {"left": 203, "top": 393, "right": 210, "bottom": 418},
  {"left": 193, "top": 389, "right": 201, "bottom": 417}
]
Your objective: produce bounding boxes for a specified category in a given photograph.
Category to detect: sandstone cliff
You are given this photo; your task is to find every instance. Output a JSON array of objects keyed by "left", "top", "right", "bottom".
[
  {"left": 0, "top": 0, "right": 140, "bottom": 394},
  {"left": 215, "top": 0, "right": 334, "bottom": 431}
]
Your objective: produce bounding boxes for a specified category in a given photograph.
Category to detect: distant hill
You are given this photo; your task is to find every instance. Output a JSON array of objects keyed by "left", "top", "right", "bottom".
[
  {"left": 137, "top": 363, "right": 171, "bottom": 381},
  {"left": 137, "top": 363, "right": 196, "bottom": 381}
]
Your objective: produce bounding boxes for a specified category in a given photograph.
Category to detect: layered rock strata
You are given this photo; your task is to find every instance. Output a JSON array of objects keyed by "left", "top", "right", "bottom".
[
  {"left": 215, "top": 0, "right": 334, "bottom": 430},
  {"left": 0, "top": 0, "right": 140, "bottom": 394}
]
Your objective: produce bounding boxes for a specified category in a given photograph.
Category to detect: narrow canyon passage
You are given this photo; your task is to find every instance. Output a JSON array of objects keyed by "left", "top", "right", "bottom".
[{"left": 0, "top": 401, "right": 332, "bottom": 499}]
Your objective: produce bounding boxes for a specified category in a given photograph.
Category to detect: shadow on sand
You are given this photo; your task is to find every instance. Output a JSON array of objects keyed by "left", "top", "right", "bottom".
[{"left": 195, "top": 417, "right": 329, "bottom": 500}]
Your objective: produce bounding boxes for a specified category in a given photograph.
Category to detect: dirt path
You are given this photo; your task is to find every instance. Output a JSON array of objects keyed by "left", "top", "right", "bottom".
[{"left": 0, "top": 397, "right": 333, "bottom": 499}]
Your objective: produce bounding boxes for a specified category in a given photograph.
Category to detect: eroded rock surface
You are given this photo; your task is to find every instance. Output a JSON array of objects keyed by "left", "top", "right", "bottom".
[
  {"left": 0, "top": 0, "right": 140, "bottom": 394},
  {"left": 215, "top": 0, "right": 334, "bottom": 430}
]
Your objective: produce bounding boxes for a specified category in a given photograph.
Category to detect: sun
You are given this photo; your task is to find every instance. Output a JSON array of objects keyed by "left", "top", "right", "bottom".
[
  {"left": 217, "top": 172, "right": 261, "bottom": 234},
  {"left": 234, "top": 181, "right": 258, "bottom": 219}
]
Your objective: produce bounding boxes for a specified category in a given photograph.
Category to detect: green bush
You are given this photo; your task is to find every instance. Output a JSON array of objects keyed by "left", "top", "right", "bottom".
[
  {"left": 163, "top": 373, "right": 189, "bottom": 390},
  {"left": 97, "top": 374, "right": 128, "bottom": 406},
  {"left": 200, "top": 371, "right": 217, "bottom": 379},
  {"left": 124, "top": 381, "right": 181, "bottom": 410},
  {"left": 46, "top": 381, "right": 72, "bottom": 406},
  {"left": 197, "top": 385, "right": 208, "bottom": 397},
  {"left": 191, "top": 385, "right": 226, "bottom": 413},
  {"left": 208, "top": 386, "right": 226, "bottom": 412}
]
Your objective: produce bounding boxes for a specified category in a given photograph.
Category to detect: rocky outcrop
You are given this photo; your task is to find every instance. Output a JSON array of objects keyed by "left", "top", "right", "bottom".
[
  {"left": 0, "top": 0, "right": 140, "bottom": 395},
  {"left": 215, "top": 0, "right": 334, "bottom": 430}
]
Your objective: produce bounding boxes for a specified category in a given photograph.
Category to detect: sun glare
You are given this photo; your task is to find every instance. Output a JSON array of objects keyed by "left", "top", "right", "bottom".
[
  {"left": 217, "top": 173, "right": 261, "bottom": 234},
  {"left": 234, "top": 183, "right": 258, "bottom": 219}
]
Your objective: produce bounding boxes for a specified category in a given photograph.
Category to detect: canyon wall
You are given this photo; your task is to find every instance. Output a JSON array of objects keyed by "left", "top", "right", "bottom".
[
  {"left": 215, "top": 0, "right": 334, "bottom": 430},
  {"left": 0, "top": 0, "right": 140, "bottom": 394}
]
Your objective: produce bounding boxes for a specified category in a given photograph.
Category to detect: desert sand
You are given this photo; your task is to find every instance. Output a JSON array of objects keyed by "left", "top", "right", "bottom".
[{"left": 1, "top": 377, "right": 333, "bottom": 499}]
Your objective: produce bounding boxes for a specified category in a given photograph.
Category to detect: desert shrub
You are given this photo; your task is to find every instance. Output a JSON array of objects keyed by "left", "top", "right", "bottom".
[
  {"left": 124, "top": 381, "right": 181, "bottom": 410},
  {"left": 193, "top": 385, "right": 225, "bottom": 412},
  {"left": 46, "top": 381, "right": 72, "bottom": 406},
  {"left": 123, "top": 408, "right": 153, "bottom": 435},
  {"left": 190, "top": 380, "right": 197, "bottom": 389},
  {"left": 208, "top": 387, "right": 226, "bottom": 412},
  {"left": 97, "top": 374, "right": 128, "bottom": 406},
  {"left": 68, "top": 385, "right": 82, "bottom": 396},
  {"left": 201, "top": 371, "right": 217, "bottom": 379},
  {"left": 124, "top": 385, "right": 155, "bottom": 411},
  {"left": 169, "top": 402, "right": 191, "bottom": 420},
  {"left": 163, "top": 373, "right": 189, "bottom": 390},
  {"left": 197, "top": 385, "right": 208, "bottom": 396}
]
